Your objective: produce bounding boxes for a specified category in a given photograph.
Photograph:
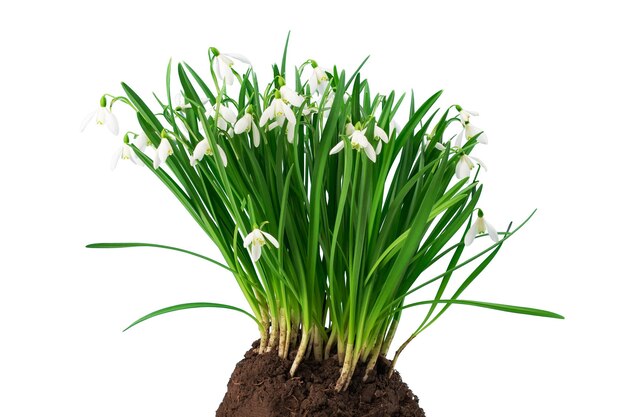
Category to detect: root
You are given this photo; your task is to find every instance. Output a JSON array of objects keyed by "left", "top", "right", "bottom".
[
  {"left": 278, "top": 310, "right": 287, "bottom": 358},
  {"left": 289, "top": 329, "right": 310, "bottom": 376},
  {"left": 387, "top": 334, "right": 414, "bottom": 378},
  {"left": 363, "top": 339, "right": 383, "bottom": 382},
  {"left": 265, "top": 317, "right": 279, "bottom": 353},
  {"left": 334, "top": 343, "right": 354, "bottom": 391}
]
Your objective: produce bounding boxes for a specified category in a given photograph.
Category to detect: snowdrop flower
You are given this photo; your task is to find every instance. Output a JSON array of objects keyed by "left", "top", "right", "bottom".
[
  {"left": 174, "top": 93, "right": 192, "bottom": 111},
  {"left": 309, "top": 61, "right": 329, "bottom": 95},
  {"left": 234, "top": 113, "right": 261, "bottom": 147},
  {"left": 80, "top": 97, "right": 119, "bottom": 135},
  {"left": 206, "top": 104, "right": 237, "bottom": 131},
  {"left": 243, "top": 228, "right": 279, "bottom": 262},
  {"left": 454, "top": 108, "right": 488, "bottom": 146},
  {"left": 464, "top": 209, "right": 499, "bottom": 246},
  {"left": 259, "top": 96, "right": 296, "bottom": 127},
  {"left": 455, "top": 153, "right": 486, "bottom": 179},
  {"left": 211, "top": 48, "right": 251, "bottom": 86},
  {"left": 302, "top": 104, "right": 318, "bottom": 117},
  {"left": 190, "top": 138, "right": 228, "bottom": 167},
  {"left": 266, "top": 120, "right": 297, "bottom": 143},
  {"left": 134, "top": 132, "right": 150, "bottom": 152},
  {"left": 153, "top": 135, "right": 173, "bottom": 169},
  {"left": 329, "top": 125, "right": 377, "bottom": 163},
  {"left": 111, "top": 135, "right": 142, "bottom": 170},
  {"left": 279, "top": 86, "right": 304, "bottom": 107}
]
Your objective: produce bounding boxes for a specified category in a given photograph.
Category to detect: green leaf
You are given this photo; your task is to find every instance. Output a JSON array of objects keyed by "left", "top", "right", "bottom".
[
  {"left": 401, "top": 299, "right": 564, "bottom": 320},
  {"left": 124, "top": 302, "right": 260, "bottom": 331},
  {"left": 86, "top": 242, "right": 233, "bottom": 272}
]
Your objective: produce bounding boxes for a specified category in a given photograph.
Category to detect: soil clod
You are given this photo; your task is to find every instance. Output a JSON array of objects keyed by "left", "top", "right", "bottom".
[{"left": 216, "top": 342, "right": 425, "bottom": 417}]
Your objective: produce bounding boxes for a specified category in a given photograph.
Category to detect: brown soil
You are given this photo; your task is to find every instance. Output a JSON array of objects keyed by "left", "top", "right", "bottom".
[{"left": 216, "top": 342, "right": 426, "bottom": 417}]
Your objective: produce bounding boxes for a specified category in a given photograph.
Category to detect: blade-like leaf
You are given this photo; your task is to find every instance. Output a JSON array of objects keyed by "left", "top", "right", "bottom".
[
  {"left": 401, "top": 299, "right": 564, "bottom": 320},
  {"left": 124, "top": 302, "right": 260, "bottom": 332},
  {"left": 86, "top": 242, "right": 233, "bottom": 272}
]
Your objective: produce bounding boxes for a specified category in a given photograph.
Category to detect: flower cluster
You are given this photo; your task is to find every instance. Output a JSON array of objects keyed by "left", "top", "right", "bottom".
[{"left": 84, "top": 44, "right": 559, "bottom": 394}]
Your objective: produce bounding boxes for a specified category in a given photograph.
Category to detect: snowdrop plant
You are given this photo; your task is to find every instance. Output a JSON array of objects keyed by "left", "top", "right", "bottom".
[{"left": 85, "top": 37, "right": 562, "bottom": 392}]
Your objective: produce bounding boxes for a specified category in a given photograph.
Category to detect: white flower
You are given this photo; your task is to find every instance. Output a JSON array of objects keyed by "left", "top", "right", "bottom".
[
  {"left": 259, "top": 98, "right": 296, "bottom": 127},
  {"left": 243, "top": 228, "right": 279, "bottom": 262},
  {"left": 464, "top": 210, "right": 499, "bottom": 246},
  {"left": 454, "top": 109, "right": 488, "bottom": 146},
  {"left": 213, "top": 51, "right": 251, "bottom": 86},
  {"left": 425, "top": 136, "right": 446, "bottom": 151},
  {"left": 174, "top": 93, "right": 192, "bottom": 111},
  {"left": 329, "top": 127, "right": 377, "bottom": 163},
  {"left": 153, "top": 138, "right": 173, "bottom": 169},
  {"left": 373, "top": 124, "right": 389, "bottom": 155},
  {"left": 455, "top": 153, "right": 487, "bottom": 179},
  {"left": 80, "top": 102, "right": 119, "bottom": 135},
  {"left": 206, "top": 105, "right": 237, "bottom": 131},
  {"left": 279, "top": 86, "right": 304, "bottom": 107},
  {"left": 135, "top": 132, "right": 149, "bottom": 152},
  {"left": 190, "top": 139, "right": 227, "bottom": 167},
  {"left": 302, "top": 104, "right": 318, "bottom": 116},
  {"left": 111, "top": 143, "right": 141, "bottom": 170},
  {"left": 309, "top": 65, "right": 329, "bottom": 95},
  {"left": 234, "top": 113, "right": 261, "bottom": 147}
]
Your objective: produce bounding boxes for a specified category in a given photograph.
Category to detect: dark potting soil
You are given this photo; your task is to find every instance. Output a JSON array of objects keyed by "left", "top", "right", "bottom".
[{"left": 216, "top": 342, "right": 426, "bottom": 417}]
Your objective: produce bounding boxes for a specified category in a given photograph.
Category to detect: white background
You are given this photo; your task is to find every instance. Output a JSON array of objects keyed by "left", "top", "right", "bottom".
[{"left": 1, "top": 1, "right": 624, "bottom": 416}]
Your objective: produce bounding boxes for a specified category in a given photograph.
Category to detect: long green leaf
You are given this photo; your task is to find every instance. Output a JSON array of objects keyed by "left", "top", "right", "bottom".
[
  {"left": 124, "top": 302, "right": 260, "bottom": 332},
  {"left": 400, "top": 299, "right": 564, "bottom": 320},
  {"left": 86, "top": 242, "right": 233, "bottom": 272}
]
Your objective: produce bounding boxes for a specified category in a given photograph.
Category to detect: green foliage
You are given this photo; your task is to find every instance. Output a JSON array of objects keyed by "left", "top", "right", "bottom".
[{"left": 86, "top": 40, "right": 561, "bottom": 390}]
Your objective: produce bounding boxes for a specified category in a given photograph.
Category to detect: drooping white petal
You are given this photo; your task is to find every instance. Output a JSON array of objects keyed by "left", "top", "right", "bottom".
[
  {"left": 135, "top": 133, "right": 149, "bottom": 151},
  {"left": 259, "top": 105, "right": 274, "bottom": 127},
  {"left": 470, "top": 155, "right": 487, "bottom": 171},
  {"left": 485, "top": 219, "right": 499, "bottom": 242},
  {"left": 267, "top": 121, "right": 279, "bottom": 130},
  {"left": 281, "top": 103, "right": 297, "bottom": 125},
  {"left": 234, "top": 114, "right": 252, "bottom": 134},
  {"left": 376, "top": 140, "right": 382, "bottom": 155},
  {"left": 280, "top": 86, "right": 304, "bottom": 107},
  {"left": 223, "top": 52, "right": 251, "bottom": 65},
  {"left": 104, "top": 109, "right": 119, "bottom": 135},
  {"left": 191, "top": 139, "right": 210, "bottom": 165},
  {"left": 454, "top": 129, "right": 465, "bottom": 147},
  {"left": 154, "top": 139, "right": 173, "bottom": 169},
  {"left": 345, "top": 123, "right": 355, "bottom": 136},
  {"left": 252, "top": 123, "right": 260, "bottom": 147},
  {"left": 309, "top": 72, "right": 319, "bottom": 93},
  {"left": 217, "top": 144, "right": 228, "bottom": 167},
  {"left": 110, "top": 146, "right": 123, "bottom": 170},
  {"left": 374, "top": 125, "right": 389, "bottom": 143},
  {"left": 223, "top": 65, "right": 234, "bottom": 86},
  {"left": 329, "top": 141, "right": 345, "bottom": 155},
  {"left": 80, "top": 110, "right": 96, "bottom": 132},
  {"left": 219, "top": 106, "right": 237, "bottom": 125},
  {"left": 250, "top": 243, "right": 262, "bottom": 262},
  {"left": 455, "top": 158, "right": 471, "bottom": 179},
  {"left": 261, "top": 231, "right": 280, "bottom": 248},
  {"left": 464, "top": 221, "right": 479, "bottom": 246},
  {"left": 243, "top": 232, "right": 254, "bottom": 247},
  {"left": 363, "top": 142, "right": 377, "bottom": 163},
  {"left": 214, "top": 58, "right": 224, "bottom": 81},
  {"left": 153, "top": 152, "right": 161, "bottom": 170},
  {"left": 287, "top": 122, "right": 295, "bottom": 143}
]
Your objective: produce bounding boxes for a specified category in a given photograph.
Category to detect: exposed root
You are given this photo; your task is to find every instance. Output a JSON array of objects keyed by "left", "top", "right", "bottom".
[
  {"left": 334, "top": 343, "right": 354, "bottom": 391},
  {"left": 289, "top": 329, "right": 310, "bottom": 376}
]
